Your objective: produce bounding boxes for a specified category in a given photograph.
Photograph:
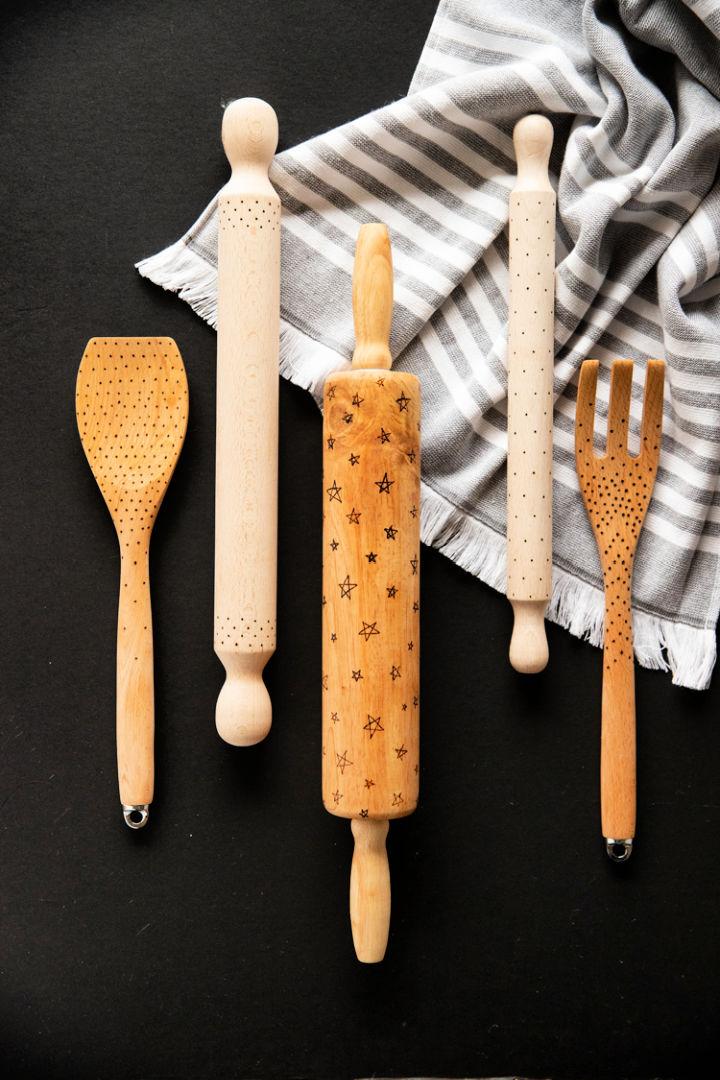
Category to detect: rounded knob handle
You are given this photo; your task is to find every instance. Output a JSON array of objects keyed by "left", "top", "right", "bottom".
[
  {"left": 222, "top": 97, "right": 279, "bottom": 173},
  {"left": 509, "top": 599, "right": 549, "bottom": 674},
  {"left": 216, "top": 667, "right": 272, "bottom": 746},
  {"left": 513, "top": 114, "right": 554, "bottom": 192}
]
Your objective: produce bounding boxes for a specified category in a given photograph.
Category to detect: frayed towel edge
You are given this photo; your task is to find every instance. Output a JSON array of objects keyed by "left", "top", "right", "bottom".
[{"left": 135, "top": 237, "right": 716, "bottom": 690}]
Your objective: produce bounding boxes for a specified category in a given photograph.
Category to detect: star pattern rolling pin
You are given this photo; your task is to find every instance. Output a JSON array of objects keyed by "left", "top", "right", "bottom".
[
  {"left": 214, "top": 98, "right": 281, "bottom": 746},
  {"left": 322, "top": 224, "right": 420, "bottom": 963},
  {"left": 506, "top": 115, "right": 556, "bottom": 674}
]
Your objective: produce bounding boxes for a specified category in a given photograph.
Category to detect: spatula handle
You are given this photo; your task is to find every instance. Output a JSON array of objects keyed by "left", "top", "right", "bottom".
[
  {"left": 116, "top": 547, "right": 154, "bottom": 827},
  {"left": 214, "top": 98, "right": 280, "bottom": 746},
  {"left": 506, "top": 115, "right": 556, "bottom": 674}
]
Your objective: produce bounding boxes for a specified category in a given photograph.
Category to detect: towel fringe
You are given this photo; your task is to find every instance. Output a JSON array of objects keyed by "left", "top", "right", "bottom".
[
  {"left": 136, "top": 239, "right": 220, "bottom": 328},
  {"left": 135, "top": 241, "right": 716, "bottom": 691},
  {"left": 420, "top": 482, "right": 715, "bottom": 690}
]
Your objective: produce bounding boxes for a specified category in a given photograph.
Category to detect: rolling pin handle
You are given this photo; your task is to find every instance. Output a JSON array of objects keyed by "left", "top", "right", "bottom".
[
  {"left": 215, "top": 651, "right": 272, "bottom": 747},
  {"left": 350, "top": 818, "right": 391, "bottom": 963},
  {"left": 352, "top": 223, "right": 393, "bottom": 370},
  {"left": 513, "top": 114, "right": 554, "bottom": 192},
  {"left": 221, "top": 97, "right": 278, "bottom": 174},
  {"left": 509, "top": 599, "right": 549, "bottom": 674}
]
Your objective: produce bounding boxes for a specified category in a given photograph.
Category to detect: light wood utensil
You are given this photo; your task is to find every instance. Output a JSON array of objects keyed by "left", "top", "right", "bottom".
[
  {"left": 506, "top": 114, "right": 556, "bottom": 674},
  {"left": 575, "top": 358, "right": 664, "bottom": 861},
  {"left": 76, "top": 337, "right": 189, "bottom": 828},
  {"left": 322, "top": 223, "right": 420, "bottom": 963},
  {"left": 214, "top": 98, "right": 281, "bottom": 747}
]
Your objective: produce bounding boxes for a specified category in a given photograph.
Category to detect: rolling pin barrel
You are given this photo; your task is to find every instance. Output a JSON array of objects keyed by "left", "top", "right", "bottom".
[
  {"left": 322, "top": 224, "right": 421, "bottom": 962},
  {"left": 214, "top": 98, "right": 281, "bottom": 746},
  {"left": 506, "top": 114, "right": 556, "bottom": 674}
]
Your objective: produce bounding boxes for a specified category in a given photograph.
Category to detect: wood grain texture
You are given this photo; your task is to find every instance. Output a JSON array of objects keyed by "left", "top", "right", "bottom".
[
  {"left": 322, "top": 223, "right": 421, "bottom": 962},
  {"left": 575, "top": 358, "right": 664, "bottom": 857},
  {"left": 506, "top": 114, "right": 556, "bottom": 674},
  {"left": 214, "top": 98, "right": 280, "bottom": 747},
  {"left": 76, "top": 337, "right": 188, "bottom": 824},
  {"left": 321, "top": 370, "right": 421, "bottom": 820}
]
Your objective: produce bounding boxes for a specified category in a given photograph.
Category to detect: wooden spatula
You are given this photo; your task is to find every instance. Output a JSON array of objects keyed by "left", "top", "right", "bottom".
[
  {"left": 575, "top": 358, "right": 664, "bottom": 861},
  {"left": 76, "top": 337, "right": 189, "bottom": 828}
]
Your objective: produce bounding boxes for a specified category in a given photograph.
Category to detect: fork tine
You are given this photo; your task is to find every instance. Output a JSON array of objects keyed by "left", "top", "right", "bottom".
[
  {"left": 606, "top": 359, "right": 633, "bottom": 458},
  {"left": 639, "top": 359, "right": 665, "bottom": 467},
  {"left": 576, "top": 360, "right": 599, "bottom": 466}
]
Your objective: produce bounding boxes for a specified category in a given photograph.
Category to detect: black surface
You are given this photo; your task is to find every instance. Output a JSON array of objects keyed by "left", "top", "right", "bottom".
[{"left": 1, "top": 2, "right": 718, "bottom": 1078}]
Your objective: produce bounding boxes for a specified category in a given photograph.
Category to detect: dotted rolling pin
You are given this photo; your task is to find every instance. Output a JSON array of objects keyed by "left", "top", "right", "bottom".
[
  {"left": 506, "top": 115, "right": 556, "bottom": 673},
  {"left": 322, "top": 224, "right": 420, "bottom": 963},
  {"left": 214, "top": 99, "right": 281, "bottom": 745}
]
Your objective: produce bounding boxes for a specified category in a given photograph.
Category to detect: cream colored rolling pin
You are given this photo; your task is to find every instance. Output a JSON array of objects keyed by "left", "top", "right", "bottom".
[
  {"left": 506, "top": 115, "right": 556, "bottom": 674},
  {"left": 215, "top": 98, "right": 281, "bottom": 745}
]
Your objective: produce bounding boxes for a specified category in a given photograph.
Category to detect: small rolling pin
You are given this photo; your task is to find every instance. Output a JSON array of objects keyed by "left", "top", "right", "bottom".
[
  {"left": 322, "top": 224, "right": 420, "bottom": 963},
  {"left": 506, "top": 115, "right": 556, "bottom": 674},
  {"left": 215, "top": 98, "right": 281, "bottom": 745}
]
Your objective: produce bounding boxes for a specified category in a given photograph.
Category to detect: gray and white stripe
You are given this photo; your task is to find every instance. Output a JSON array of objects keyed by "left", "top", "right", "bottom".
[{"left": 138, "top": 0, "right": 720, "bottom": 688}]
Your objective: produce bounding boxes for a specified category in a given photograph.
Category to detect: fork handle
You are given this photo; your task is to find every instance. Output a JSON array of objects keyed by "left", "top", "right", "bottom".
[
  {"left": 116, "top": 546, "right": 154, "bottom": 826},
  {"left": 507, "top": 115, "right": 556, "bottom": 674},
  {"left": 601, "top": 587, "right": 636, "bottom": 861}
]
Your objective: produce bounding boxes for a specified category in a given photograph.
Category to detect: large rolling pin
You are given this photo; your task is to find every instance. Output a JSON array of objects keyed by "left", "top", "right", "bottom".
[
  {"left": 215, "top": 98, "right": 281, "bottom": 745},
  {"left": 506, "top": 115, "right": 556, "bottom": 674},
  {"left": 322, "top": 224, "right": 420, "bottom": 963}
]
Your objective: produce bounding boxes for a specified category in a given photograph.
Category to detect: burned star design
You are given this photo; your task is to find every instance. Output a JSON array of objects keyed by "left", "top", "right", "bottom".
[
  {"left": 396, "top": 391, "right": 411, "bottom": 412},
  {"left": 327, "top": 384, "right": 336, "bottom": 400},
  {"left": 410, "top": 556, "right": 419, "bottom": 575},
  {"left": 384, "top": 524, "right": 398, "bottom": 540},
  {"left": 390, "top": 665, "right": 401, "bottom": 680},
  {"left": 349, "top": 453, "right": 360, "bottom": 466},
  {"left": 326, "top": 479, "right": 342, "bottom": 502},
  {"left": 410, "top": 504, "right": 418, "bottom": 518},
  {"left": 359, "top": 809, "right": 369, "bottom": 818},
  {"left": 330, "top": 538, "right": 339, "bottom": 551},
  {"left": 374, "top": 472, "right": 395, "bottom": 495},
  {"left": 401, "top": 703, "right": 408, "bottom": 711},
  {"left": 339, "top": 575, "right": 357, "bottom": 599},
  {"left": 351, "top": 669, "right": 363, "bottom": 682},
  {"left": 386, "top": 584, "right": 398, "bottom": 598},
  {"left": 413, "top": 695, "right": 419, "bottom": 707},
  {"left": 363, "top": 715, "right": 384, "bottom": 738},
  {"left": 330, "top": 711, "right": 340, "bottom": 724},
  {"left": 321, "top": 674, "right": 328, "bottom": 690},
  {"left": 408, "top": 641, "right": 414, "bottom": 651},
  {"left": 330, "top": 632, "right": 337, "bottom": 642},
  {"left": 332, "top": 789, "right": 343, "bottom": 805},
  {"left": 327, "top": 436, "right": 335, "bottom": 450},
  {"left": 342, "top": 412, "right": 353, "bottom": 424},
  {"left": 378, "top": 427, "right": 391, "bottom": 444},
  {"left": 364, "top": 778, "right": 375, "bottom": 789},
  {"left": 365, "top": 552, "right": 378, "bottom": 563},
  {"left": 358, "top": 621, "right": 380, "bottom": 641},
  {"left": 336, "top": 750, "right": 353, "bottom": 774},
  {"left": 392, "top": 792, "right": 404, "bottom": 806},
  {"left": 408, "top": 448, "right": 417, "bottom": 464},
  {"left": 376, "top": 378, "right": 385, "bottom": 387},
  {"left": 394, "top": 744, "right": 408, "bottom": 760},
  {"left": 351, "top": 393, "right": 364, "bottom": 408},
  {"left": 412, "top": 600, "right": 419, "bottom": 612},
  {"left": 346, "top": 507, "right": 361, "bottom": 525}
]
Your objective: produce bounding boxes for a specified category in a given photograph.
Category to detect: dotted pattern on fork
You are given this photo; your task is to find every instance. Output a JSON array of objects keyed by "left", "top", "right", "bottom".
[{"left": 575, "top": 358, "right": 664, "bottom": 667}]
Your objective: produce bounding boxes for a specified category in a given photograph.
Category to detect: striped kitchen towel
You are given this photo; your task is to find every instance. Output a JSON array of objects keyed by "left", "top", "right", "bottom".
[{"left": 137, "top": 0, "right": 720, "bottom": 690}]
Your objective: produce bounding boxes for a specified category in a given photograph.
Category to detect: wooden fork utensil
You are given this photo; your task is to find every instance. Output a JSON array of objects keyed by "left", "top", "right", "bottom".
[
  {"left": 575, "top": 358, "right": 664, "bottom": 861},
  {"left": 76, "top": 338, "right": 189, "bottom": 828}
]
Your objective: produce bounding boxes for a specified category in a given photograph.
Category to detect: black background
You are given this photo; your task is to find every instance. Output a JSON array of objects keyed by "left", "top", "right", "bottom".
[{"left": 1, "top": 2, "right": 718, "bottom": 1078}]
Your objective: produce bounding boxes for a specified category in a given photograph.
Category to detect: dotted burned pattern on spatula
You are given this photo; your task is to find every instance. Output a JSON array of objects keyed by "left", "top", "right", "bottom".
[
  {"left": 76, "top": 338, "right": 189, "bottom": 538},
  {"left": 575, "top": 359, "right": 664, "bottom": 665}
]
